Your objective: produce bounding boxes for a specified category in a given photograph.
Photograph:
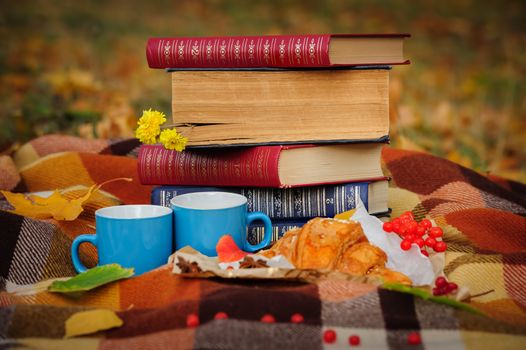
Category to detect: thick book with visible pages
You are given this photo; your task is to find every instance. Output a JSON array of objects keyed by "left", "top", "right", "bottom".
[
  {"left": 168, "top": 68, "right": 389, "bottom": 147},
  {"left": 151, "top": 180, "right": 389, "bottom": 218},
  {"left": 137, "top": 143, "right": 386, "bottom": 188},
  {"left": 146, "top": 34, "right": 409, "bottom": 69}
]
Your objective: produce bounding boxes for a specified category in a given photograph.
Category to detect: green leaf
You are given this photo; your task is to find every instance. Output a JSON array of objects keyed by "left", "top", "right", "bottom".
[
  {"left": 48, "top": 264, "right": 134, "bottom": 293},
  {"left": 382, "top": 282, "right": 484, "bottom": 315}
]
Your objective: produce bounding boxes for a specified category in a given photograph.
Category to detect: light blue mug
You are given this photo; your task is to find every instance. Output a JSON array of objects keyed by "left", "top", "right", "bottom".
[
  {"left": 171, "top": 192, "right": 272, "bottom": 256},
  {"left": 71, "top": 205, "right": 173, "bottom": 275}
]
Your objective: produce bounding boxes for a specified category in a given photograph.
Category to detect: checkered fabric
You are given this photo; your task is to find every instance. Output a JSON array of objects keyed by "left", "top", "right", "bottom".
[{"left": 1, "top": 135, "right": 525, "bottom": 349}]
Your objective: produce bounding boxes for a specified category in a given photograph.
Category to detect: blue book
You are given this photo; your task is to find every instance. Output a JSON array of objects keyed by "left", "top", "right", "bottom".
[
  {"left": 247, "top": 218, "right": 310, "bottom": 245},
  {"left": 151, "top": 180, "right": 388, "bottom": 219}
]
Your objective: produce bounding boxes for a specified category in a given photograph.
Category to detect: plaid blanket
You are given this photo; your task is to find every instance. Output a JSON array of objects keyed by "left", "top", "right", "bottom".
[{"left": 1, "top": 135, "right": 525, "bottom": 349}]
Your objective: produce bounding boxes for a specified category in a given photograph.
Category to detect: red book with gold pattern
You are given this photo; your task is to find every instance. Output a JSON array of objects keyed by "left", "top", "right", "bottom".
[
  {"left": 146, "top": 34, "right": 409, "bottom": 69},
  {"left": 137, "top": 143, "right": 386, "bottom": 188}
]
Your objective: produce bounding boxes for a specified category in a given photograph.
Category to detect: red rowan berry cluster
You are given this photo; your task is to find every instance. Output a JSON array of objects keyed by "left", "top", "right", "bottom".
[
  {"left": 432, "top": 276, "right": 458, "bottom": 296},
  {"left": 382, "top": 211, "right": 447, "bottom": 255}
]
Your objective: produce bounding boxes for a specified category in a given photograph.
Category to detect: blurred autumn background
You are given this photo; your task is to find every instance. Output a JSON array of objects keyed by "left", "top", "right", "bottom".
[{"left": 1, "top": 0, "right": 525, "bottom": 181}]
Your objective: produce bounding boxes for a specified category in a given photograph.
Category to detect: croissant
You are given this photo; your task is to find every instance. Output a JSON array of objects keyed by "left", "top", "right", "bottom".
[{"left": 261, "top": 217, "right": 411, "bottom": 285}]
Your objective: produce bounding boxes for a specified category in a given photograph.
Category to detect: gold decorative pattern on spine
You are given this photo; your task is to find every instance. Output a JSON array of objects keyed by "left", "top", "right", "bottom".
[
  {"left": 206, "top": 41, "right": 213, "bottom": 62},
  {"left": 294, "top": 38, "right": 302, "bottom": 64},
  {"left": 278, "top": 40, "right": 286, "bottom": 64},
  {"left": 154, "top": 150, "right": 162, "bottom": 181},
  {"left": 234, "top": 40, "right": 241, "bottom": 62},
  {"left": 200, "top": 154, "right": 208, "bottom": 179},
  {"left": 220, "top": 40, "right": 227, "bottom": 61},
  {"left": 248, "top": 40, "right": 255, "bottom": 63},
  {"left": 256, "top": 151, "right": 265, "bottom": 180},
  {"left": 308, "top": 38, "right": 317, "bottom": 64},
  {"left": 163, "top": 41, "right": 172, "bottom": 66},
  {"left": 190, "top": 154, "right": 196, "bottom": 179},
  {"left": 191, "top": 40, "right": 199, "bottom": 63},
  {"left": 263, "top": 40, "right": 270, "bottom": 64},
  {"left": 145, "top": 150, "right": 153, "bottom": 180},
  {"left": 177, "top": 41, "right": 185, "bottom": 63},
  {"left": 178, "top": 151, "right": 186, "bottom": 181}
]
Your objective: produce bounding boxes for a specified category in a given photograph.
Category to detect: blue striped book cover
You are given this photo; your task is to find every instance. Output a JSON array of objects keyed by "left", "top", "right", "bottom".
[{"left": 151, "top": 182, "right": 378, "bottom": 219}]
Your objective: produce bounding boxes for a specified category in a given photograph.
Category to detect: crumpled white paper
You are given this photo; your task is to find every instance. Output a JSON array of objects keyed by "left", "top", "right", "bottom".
[{"left": 350, "top": 199, "right": 436, "bottom": 286}]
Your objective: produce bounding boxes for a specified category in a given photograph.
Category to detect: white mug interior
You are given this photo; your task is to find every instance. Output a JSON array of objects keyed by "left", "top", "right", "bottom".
[
  {"left": 96, "top": 204, "right": 172, "bottom": 219},
  {"left": 171, "top": 192, "right": 247, "bottom": 210}
]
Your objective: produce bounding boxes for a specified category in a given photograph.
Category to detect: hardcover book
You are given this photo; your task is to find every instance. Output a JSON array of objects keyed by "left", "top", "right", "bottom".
[
  {"left": 168, "top": 69, "right": 389, "bottom": 147},
  {"left": 137, "top": 143, "right": 386, "bottom": 188},
  {"left": 151, "top": 180, "right": 389, "bottom": 218},
  {"left": 146, "top": 34, "right": 409, "bottom": 69},
  {"left": 248, "top": 218, "right": 310, "bottom": 245}
]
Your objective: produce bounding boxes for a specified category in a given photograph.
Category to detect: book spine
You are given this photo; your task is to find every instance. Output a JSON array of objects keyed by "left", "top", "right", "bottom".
[
  {"left": 137, "top": 145, "right": 283, "bottom": 187},
  {"left": 146, "top": 35, "right": 331, "bottom": 69},
  {"left": 247, "top": 219, "right": 310, "bottom": 245},
  {"left": 151, "top": 183, "right": 370, "bottom": 219}
]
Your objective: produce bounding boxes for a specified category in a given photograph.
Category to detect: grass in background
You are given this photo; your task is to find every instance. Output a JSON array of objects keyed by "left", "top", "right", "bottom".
[{"left": 1, "top": 0, "right": 525, "bottom": 181}]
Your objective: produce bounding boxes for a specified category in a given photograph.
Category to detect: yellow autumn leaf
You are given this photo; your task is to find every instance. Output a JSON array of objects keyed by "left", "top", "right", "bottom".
[
  {"left": 334, "top": 209, "right": 356, "bottom": 221},
  {"left": 1, "top": 177, "right": 132, "bottom": 221},
  {"left": 65, "top": 309, "right": 123, "bottom": 338}
]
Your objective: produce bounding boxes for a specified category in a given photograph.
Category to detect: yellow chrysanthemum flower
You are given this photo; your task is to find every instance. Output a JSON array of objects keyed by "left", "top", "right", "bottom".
[
  {"left": 138, "top": 108, "right": 166, "bottom": 127},
  {"left": 159, "top": 128, "right": 188, "bottom": 151},
  {"left": 135, "top": 125, "right": 158, "bottom": 144},
  {"left": 135, "top": 109, "right": 167, "bottom": 144}
]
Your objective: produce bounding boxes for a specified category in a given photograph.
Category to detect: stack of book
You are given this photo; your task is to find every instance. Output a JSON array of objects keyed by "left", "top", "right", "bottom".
[{"left": 138, "top": 34, "right": 409, "bottom": 244}]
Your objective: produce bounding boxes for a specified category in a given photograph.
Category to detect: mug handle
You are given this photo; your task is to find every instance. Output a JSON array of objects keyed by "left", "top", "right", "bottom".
[
  {"left": 71, "top": 234, "right": 97, "bottom": 273},
  {"left": 245, "top": 212, "right": 272, "bottom": 252}
]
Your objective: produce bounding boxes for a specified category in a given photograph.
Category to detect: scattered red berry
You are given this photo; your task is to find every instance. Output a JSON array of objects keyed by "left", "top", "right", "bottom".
[
  {"left": 349, "top": 335, "right": 361, "bottom": 346},
  {"left": 290, "top": 313, "right": 304, "bottom": 324},
  {"left": 446, "top": 282, "right": 458, "bottom": 294},
  {"left": 420, "top": 249, "right": 429, "bottom": 257},
  {"left": 434, "top": 241, "right": 447, "bottom": 252},
  {"left": 429, "top": 227, "right": 443, "bottom": 238},
  {"left": 407, "top": 331, "right": 421, "bottom": 345},
  {"left": 383, "top": 222, "right": 393, "bottom": 232},
  {"left": 261, "top": 314, "right": 276, "bottom": 323},
  {"left": 432, "top": 277, "right": 459, "bottom": 296},
  {"left": 400, "top": 239, "right": 412, "bottom": 251},
  {"left": 323, "top": 329, "right": 337, "bottom": 344},
  {"left": 214, "top": 312, "right": 228, "bottom": 320},
  {"left": 435, "top": 276, "right": 447, "bottom": 288},
  {"left": 392, "top": 222, "right": 401, "bottom": 234},
  {"left": 405, "top": 234, "right": 415, "bottom": 242},
  {"left": 186, "top": 313, "right": 200, "bottom": 328}
]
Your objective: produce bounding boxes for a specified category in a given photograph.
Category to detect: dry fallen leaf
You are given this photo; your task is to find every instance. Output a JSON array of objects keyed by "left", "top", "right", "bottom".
[
  {"left": 1, "top": 177, "right": 132, "bottom": 221},
  {"left": 334, "top": 209, "right": 356, "bottom": 221},
  {"left": 65, "top": 309, "right": 123, "bottom": 338}
]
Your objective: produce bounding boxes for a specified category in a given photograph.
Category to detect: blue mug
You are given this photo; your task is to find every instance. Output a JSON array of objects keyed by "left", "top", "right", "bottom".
[
  {"left": 71, "top": 205, "right": 173, "bottom": 275},
  {"left": 171, "top": 192, "right": 272, "bottom": 256}
]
